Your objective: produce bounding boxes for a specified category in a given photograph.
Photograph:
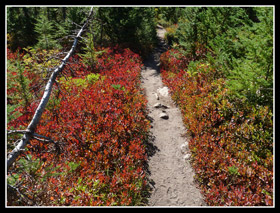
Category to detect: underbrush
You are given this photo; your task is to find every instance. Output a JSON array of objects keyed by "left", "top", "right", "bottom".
[
  {"left": 160, "top": 49, "right": 273, "bottom": 206},
  {"left": 7, "top": 47, "right": 150, "bottom": 206}
]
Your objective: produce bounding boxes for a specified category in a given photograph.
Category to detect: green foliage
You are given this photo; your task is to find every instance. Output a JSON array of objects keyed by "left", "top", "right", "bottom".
[
  {"left": 34, "top": 11, "right": 60, "bottom": 50},
  {"left": 22, "top": 46, "right": 62, "bottom": 83},
  {"left": 225, "top": 7, "right": 273, "bottom": 107},
  {"left": 7, "top": 153, "right": 82, "bottom": 205},
  {"left": 78, "top": 32, "right": 108, "bottom": 70},
  {"left": 67, "top": 7, "right": 92, "bottom": 29},
  {"left": 172, "top": 7, "right": 273, "bottom": 108},
  {"left": 164, "top": 24, "right": 179, "bottom": 46},
  {"left": 111, "top": 84, "right": 125, "bottom": 91},
  {"left": 97, "top": 7, "right": 157, "bottom": 56},
  {"left": 17, "top": 154, "right": 43, "bottom": 176},
  {"left": 7, "top": 7, "right": 92, "bottom": 50},
  {"left": 174, "top": 7, "right": 202, "bottom": 56},
  {"left": 228, "top": 166, "right": 240, "bottom": 176},
  {"left": 86, "top": 73, "right": 101, "bottom": 84},
  {"left": 7, "top": 6, "right": 157, "bottom": 56},
  {"left": 174, "top": 7, "right": 249, "bottom": 57},
  {"left": 58, "top": 73, "right": 101, "bottom": 93},
  {"left": 7, "top": 7, "right": 37, "bottom": 51},
  {"left": 7, "top": 104, "right": 22, "bottom": 124},
  {"left": 23, "top": 47, "right": 61, "bottom": 67},
  {"left": 7, "top": 51, "right": 31, "bottom": 109},
  {"left": 65, "top": 161, "right": 80, "bottom": 173},
  {"left": 155, "top": 7, "right": 184, "bottom": 27}
]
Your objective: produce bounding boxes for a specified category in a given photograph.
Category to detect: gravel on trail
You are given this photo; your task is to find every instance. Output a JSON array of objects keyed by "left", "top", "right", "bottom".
[{"left": 141, "top": 25, "right": 206, "bottom": 206}]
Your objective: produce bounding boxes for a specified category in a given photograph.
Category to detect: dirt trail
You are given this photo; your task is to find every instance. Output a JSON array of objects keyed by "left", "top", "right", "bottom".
[{"left": 141, "top": 26, "right": 205, "bottom": 206}]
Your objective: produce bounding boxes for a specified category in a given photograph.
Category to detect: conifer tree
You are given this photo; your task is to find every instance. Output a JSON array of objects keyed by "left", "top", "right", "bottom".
[{"left": 34, "top": 11, "right": 60, "bottom": 50}]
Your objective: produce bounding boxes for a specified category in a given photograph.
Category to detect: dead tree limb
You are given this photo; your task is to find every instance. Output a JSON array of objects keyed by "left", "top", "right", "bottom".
[
  {"left": 7, "top": 7, "right": 94, "bottom": 169},
  {"left": 7, "top": 130, "right": 31, "bottom": 135}
]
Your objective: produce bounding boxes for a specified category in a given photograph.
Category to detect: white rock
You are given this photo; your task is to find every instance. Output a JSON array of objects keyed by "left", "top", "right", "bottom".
[
  {"left": 153, "top": 103, "right": 162, "bottom": 108},
  {"left": 183, "top": 153, "right": 191, "bottom": 162},
  {"left": 154, "top": 93, "right": 159, "bottom": 100},
  {"left": 157, "top": 86, "right": 169, "bottom": 97},
  {"left": 180, "top": 142, "right": 189, "bottom": 154},
  {"left": 159, "top": 112, "right": 169, "bottom": 119}
]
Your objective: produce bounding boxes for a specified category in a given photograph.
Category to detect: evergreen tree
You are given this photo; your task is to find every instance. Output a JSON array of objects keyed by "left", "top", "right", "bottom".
[
  {"left": 172, "top": 7, "right": 273, "bottom": 108},
  {"left": 78, "top": 32, "right": 107, "bottom": 71},
  {"left": 97, "top": 7, "right": 157, "bottom": 56},
  {"left": 7, "top": 7, "right": 37, "bottom": 51},
  {"left": 34, "top": 11, "right": 60, "bottom": 50}
]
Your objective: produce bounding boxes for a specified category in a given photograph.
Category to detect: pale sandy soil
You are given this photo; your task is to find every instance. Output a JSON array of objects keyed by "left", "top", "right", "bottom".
[{"left": 141, "top": 26, "right": 206, "bottom": 206}]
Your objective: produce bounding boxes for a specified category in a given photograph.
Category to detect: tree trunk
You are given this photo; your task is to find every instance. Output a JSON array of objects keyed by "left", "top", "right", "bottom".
[{"left": 62, "top": 7, "right": 66, "bottom": 22}]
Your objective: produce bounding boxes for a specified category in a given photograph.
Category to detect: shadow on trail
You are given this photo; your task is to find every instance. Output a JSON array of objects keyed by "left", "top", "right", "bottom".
[
  {"left": 142, "top": 130, "right": 159, "bottom": 204},
  {"left": 141, "top": 25, "right": 169, "bottom": 205},
  {"left": 143, "top": 25, "right": 169, "bottom": 77}
]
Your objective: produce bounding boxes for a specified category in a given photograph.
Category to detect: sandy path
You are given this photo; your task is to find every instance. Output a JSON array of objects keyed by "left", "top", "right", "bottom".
[{"left": 141, "top": 26, "right": 205, "bottom": 206}]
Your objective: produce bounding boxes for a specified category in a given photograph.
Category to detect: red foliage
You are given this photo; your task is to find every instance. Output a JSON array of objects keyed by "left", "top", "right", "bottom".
[
  {"left": 7, "top": 47, "right": 150, "bottom": 206},
  {"left": 160, "top": 49, "right": 273, "bottom": 206}
]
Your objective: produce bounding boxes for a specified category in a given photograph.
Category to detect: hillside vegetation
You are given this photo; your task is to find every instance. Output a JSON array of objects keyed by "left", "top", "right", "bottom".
[{"left": 7, "top": 6, "right": 273, "bottom": 206}]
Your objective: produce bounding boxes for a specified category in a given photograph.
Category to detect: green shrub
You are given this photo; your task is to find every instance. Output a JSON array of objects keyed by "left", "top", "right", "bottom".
[
  {"left": 172, "top": 7, "right": 273, "bottom": 108},
  {"left": 34, "top": 12, "right": 60, "bottom": 50}
]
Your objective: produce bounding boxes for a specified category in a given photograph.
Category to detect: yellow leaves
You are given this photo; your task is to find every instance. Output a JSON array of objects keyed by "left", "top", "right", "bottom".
[{"left": 22, "top": 47, "right": 61, "bottom": 74}]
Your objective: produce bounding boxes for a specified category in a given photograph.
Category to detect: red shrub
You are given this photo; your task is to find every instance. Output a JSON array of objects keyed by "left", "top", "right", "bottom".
[
  {"left": 160, "top": 49, "right": 273, "bottom": 206},
  {"left": 7, "top": 47, "right": 150, "bottom": 206}
]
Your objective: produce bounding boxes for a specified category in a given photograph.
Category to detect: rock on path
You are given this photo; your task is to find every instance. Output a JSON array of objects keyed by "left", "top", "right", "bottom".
[{"left": 141, "top": 25, "right": 205, "bottom": 206}]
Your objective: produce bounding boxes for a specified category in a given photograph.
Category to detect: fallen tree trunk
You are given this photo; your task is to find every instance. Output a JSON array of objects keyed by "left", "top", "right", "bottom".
[{"left": 7, "top": 7, "right": 94, "bottom": 169}]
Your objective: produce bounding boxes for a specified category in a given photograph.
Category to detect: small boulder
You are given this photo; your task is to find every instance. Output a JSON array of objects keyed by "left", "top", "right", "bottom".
[
  {"left": 157, "top": 86, "right": 169, "bottom": 97},
  {"left": 153, "top": 103, "right": 162, "bottom": 108},
  {"left": 153, "top": 103, "right": 169, "bottom": 109}
]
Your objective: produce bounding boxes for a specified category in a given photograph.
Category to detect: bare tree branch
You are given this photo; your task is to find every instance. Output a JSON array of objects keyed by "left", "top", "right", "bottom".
[
  {"left": 32, "top": 133, "right": 55, "bottom": 143},
  {"left": 7, "top": 130, "right": 31, "bottom": 135},
  {"left": 7, "top": 7, "right": 94, "bottom": 169}
]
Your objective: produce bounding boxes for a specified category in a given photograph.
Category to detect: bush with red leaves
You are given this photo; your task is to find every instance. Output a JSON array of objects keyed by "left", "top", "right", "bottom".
[
  {"left": 160, "top": 49, "right": 273, "bottom": 206},
  {"left": 7, "top": 47, "right": 150, "bottom": 206}
]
